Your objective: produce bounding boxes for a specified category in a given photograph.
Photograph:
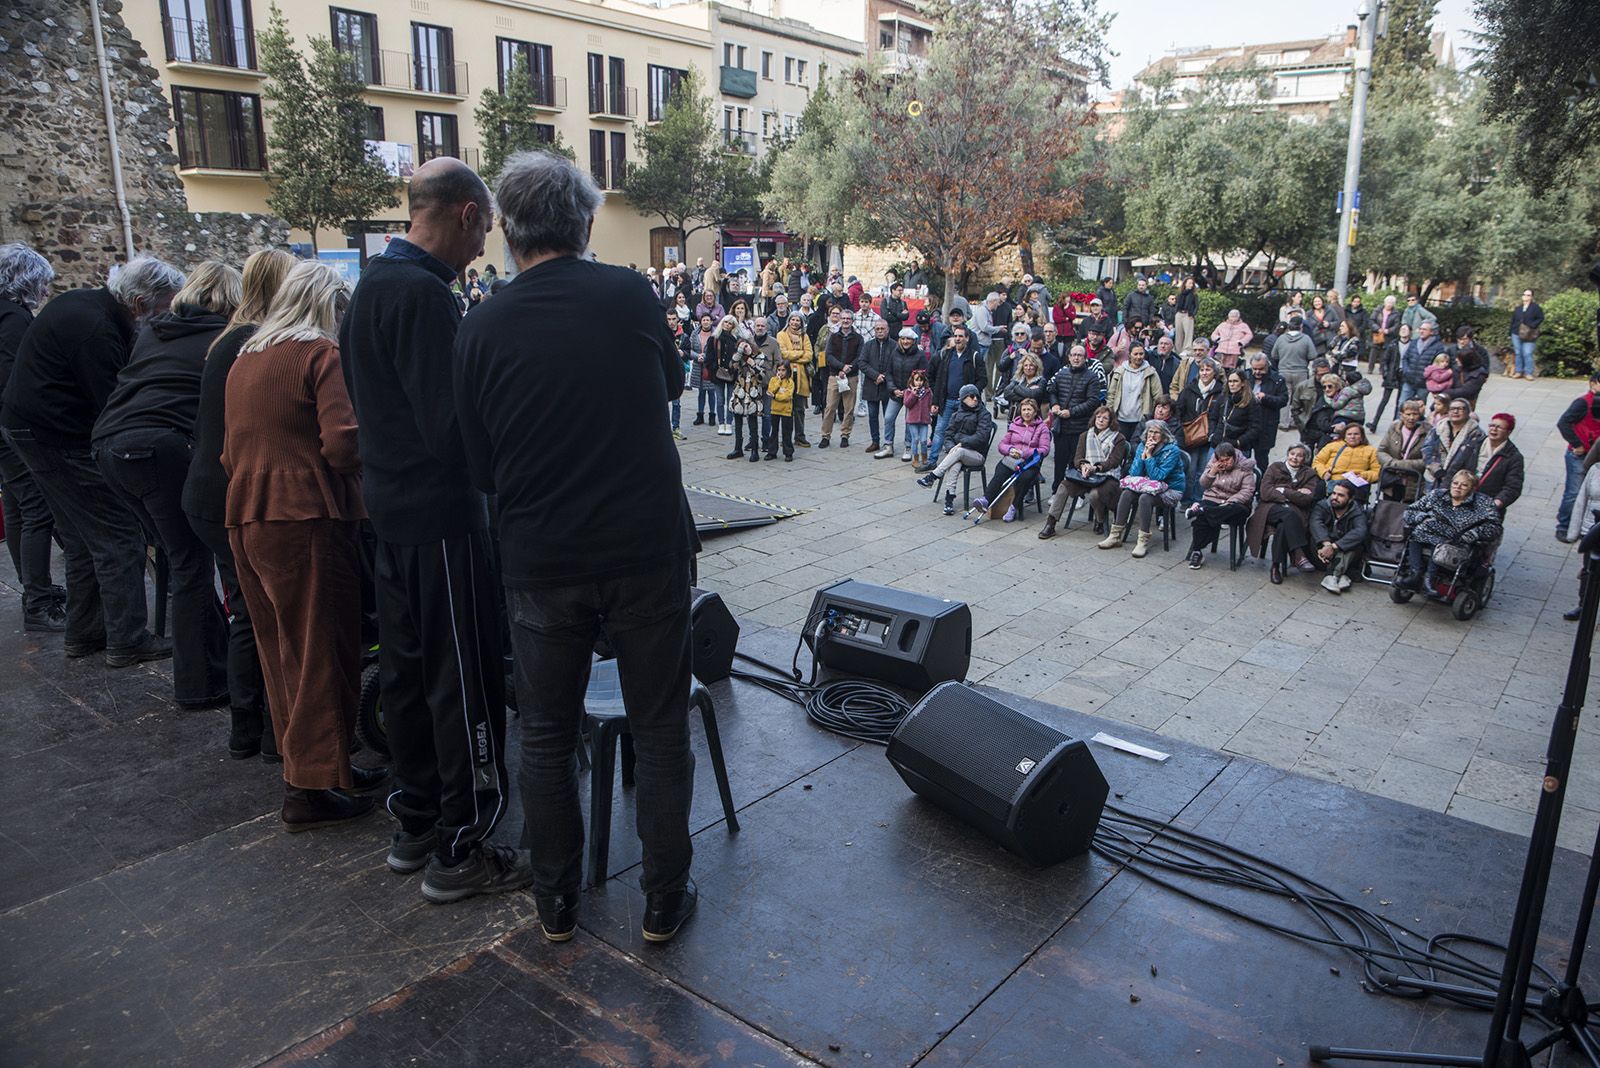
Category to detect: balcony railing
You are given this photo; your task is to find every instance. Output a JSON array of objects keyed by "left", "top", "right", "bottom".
[
  {"left": 163, "top": 15, "right": 254, "bottom": 69},
  {"left": 588, "top": 83, "right": 637, "bottom": 119},
  {"left": 415, "top": 144, "right": 481, "bottom": 169},
  {"left": 377, "top": 49, "right": 468, "bottom": 95},
  {"left": 532, "top": 75, "right": 567, "bottom": 110},
  {"left": 721, "top": 129, "right": 758, "bottom": 155}
]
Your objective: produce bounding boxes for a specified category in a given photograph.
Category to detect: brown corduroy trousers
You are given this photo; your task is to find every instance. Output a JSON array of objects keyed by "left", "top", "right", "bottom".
[{"left": 230, "top": 519, "right": 360, "bottom": 790}]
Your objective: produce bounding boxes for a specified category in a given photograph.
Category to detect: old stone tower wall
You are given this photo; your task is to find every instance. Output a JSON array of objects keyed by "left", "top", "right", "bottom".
[{"left": 0, "top": 0, "right": 285, "bottom": 291}]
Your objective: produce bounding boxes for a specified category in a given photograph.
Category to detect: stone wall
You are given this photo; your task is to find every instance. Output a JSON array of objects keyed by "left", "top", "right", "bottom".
[
  {"left": 843, "top": 238, "right": 1052, "bottom": 303},
  {"left": 0, "top": 0, "right": 286, "bottom": 291}
]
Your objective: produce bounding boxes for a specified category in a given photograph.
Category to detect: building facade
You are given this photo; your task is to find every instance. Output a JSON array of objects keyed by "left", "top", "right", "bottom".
[
  {"left": 708, "top": 3, "right": 861, "bottom": 156},
  {"left": 1130, "top": 31, "right": 1362, "bottom": 119},
  {"left": 121, "top": 0, "right": 722, "bottom": 269}
]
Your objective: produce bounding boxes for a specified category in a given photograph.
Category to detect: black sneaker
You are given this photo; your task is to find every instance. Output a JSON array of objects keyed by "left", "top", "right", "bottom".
[
  {"left": 535, "top": 891, "right": 581, "bottom": 942},
  {"left": 692, "top": 414, "right": 705, "bottom": 426},
  {"left": 177, "top": 691, "right": 229, "bottom": 711},
  {"left": 943, "top": 494, "right": 956, "bottom": 516},
  {"left": 387, "top": 827, "right": 439, "bottom": 874},
  {"left": 916, "top": 473, "right": 936, "bottom": 488},
  {"left": 642, "top": 883, "right": 698, "bottom": 943},
  {"left": 818, "top": 438, "right": 830, "bottom": 449},
  {"left": 281, "top": 787, "right": 375, "bottom": 832},
  {"left": 840, "top": 436, "right": 850, "bottom": 449},
  {"left": 105, "top": 636, "right": 173, "bottom": 668},
  {"left": 1188, "top": 551, "right": 1204, "bottom": 570},
  {"left": 23, "top": 604, "right": 67, "bottom": 633},
  {"left": 420, "top": 844, "right": 534, "bottom": 904},
  {"left": 724, "top": 449, "right": 743, "bottom": 459},
  {"left": 64, "top": 638, "right": 107, "bottom": 658},
  {"left": 1565, "top": 607, "right": 1582, "bottom": 622}
]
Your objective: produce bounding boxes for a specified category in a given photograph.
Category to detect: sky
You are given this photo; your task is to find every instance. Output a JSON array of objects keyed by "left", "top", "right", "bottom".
[{"left": 1094, "top": 0, "right": 1484, "bottom": 95}]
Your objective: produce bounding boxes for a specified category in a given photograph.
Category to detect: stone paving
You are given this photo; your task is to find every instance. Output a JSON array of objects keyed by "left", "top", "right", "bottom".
[{"left": 680, "top": 373, "right": 1600, "bottom": 854}]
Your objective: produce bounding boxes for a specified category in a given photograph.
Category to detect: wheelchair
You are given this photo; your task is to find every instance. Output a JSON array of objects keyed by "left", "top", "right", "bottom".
[{"left": 1388, "top": 525, "right": 1497, "bottom": 621}]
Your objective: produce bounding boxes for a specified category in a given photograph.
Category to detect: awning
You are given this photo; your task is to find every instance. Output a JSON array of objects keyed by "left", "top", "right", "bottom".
[
  {"left": 722, "top": 228, "right": 795, "bottom": 242},
  {"left": 878, "top": 12, "right": 936, "bottom": 32}
]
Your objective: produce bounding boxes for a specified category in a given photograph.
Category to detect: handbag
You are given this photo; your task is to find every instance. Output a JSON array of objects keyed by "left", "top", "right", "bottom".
[
  {"left": 1372, "top": 329, "right": 1387, "bottom": 345},
  {"left": 1181, "top": 411, "right": 1209, "bottom": 448},
  {"left": 1119, "top": 475, "right": 1166, "bottom": 494},
  {"left": 1063, "top": 469, "right": 1112, "bottom": 488},
  {"left": 1517, "top": 322, "right": 1538, "bottom": 341}
]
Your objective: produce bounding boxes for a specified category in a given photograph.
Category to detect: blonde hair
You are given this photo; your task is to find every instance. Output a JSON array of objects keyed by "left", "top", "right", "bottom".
[
  {"left": 170, "top": 260, "right": 242, "bottom": 316},
  {"left": 228, "top": 249, "right": 295, "bottom": 331},
  {"left": 243, "top": 261, "right": 349, "bottom": 353}
]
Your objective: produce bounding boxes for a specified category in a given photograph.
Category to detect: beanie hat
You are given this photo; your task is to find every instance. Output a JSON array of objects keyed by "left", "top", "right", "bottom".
[
  {"left": 959, "top": 384, "right": 981, "bottom": 400},
  {"left": 898, "top": 327, "right": 919, "bottom": 339}
]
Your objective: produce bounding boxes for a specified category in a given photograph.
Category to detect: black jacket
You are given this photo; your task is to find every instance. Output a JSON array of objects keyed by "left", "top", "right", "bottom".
[
  {"left": 1477, "top": 441, "right": 1525, "bottom": 509},
  {"left": 1249, "top": 369, "right": 1289, "bottom": 455},
  {"left": 1443, "top": 343, "right": 1489, "bottom": 404},
  {"left": 942, "top": 400, "right": 995, "bottom": 453},
  {"left": 1212, "top": 388, "right": 1257, "bottom": 452},
  {"left": 1, "top": 288, "right": 134, "bottom": 447},
  {"left": 824, "top": 329, "right": 863, "bottom": 376},
  {"left": 0, "top": 298, "right": 34, "bottom": 403},
  {"left": 886, "top": 343, "right": 927, "bottom": 396},
  {"left": 1310, "top": 498, "right": 1369, "bottom": 551},
  {"left": 879, "top": 296, "right": 908, "bottom": 337},
  {"left": 454, "top": 256, "right": 691, "bottom": 587},
  {"left": 1046, "top": 361, "right": 1106, "bottom": 434},
  {"left": 856, "top": 336, "right": 896, "bottom": 402},
  {"left": 1175, "top": 289, "right": 1198, "bottom": 317},
  {"left": 1123, "top": 289, "right": 1156, "bottom": 326},
  {"left": 181, "top": 324, "right": 254, "bottom": 523},
  {"left": 93, "top": 304, "right": 229, "bottom": 444},
  {"left": 1510, "top": 302, "right": 1544, "bottom": 338},
  {"left": 932, "top": 346, "right": 984, "bottom": 407},
  {"left": 342, "top": 246, "right": 488, "bottom": 543}
]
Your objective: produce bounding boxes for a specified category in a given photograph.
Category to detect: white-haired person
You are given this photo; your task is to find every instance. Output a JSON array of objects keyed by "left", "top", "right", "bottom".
[
  {"left": 94, "top": 261, "right": 241, "bottom": 710},
  {"left": 0, "top": 241, "right": 65, "bottom": 632},
  {"left": 222, "top": 261, "right": 370, "bottom": 833},
  {"left": 1, "top": 254, "right": 184, "bottom": 666}
]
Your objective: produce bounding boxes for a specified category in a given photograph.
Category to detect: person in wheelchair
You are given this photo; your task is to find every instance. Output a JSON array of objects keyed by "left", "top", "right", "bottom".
[{"left": 1396, "top": 469, "right": 1502, "bottom": 594}]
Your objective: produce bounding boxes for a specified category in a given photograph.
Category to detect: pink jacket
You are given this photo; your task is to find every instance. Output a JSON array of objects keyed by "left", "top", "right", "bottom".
[
  {"left": 998, "top": 417, "right": 1052, "bottom": 462},
  {"left": 1210, "top": 319, "right": 1254, "bottom": 355},
  {"left": 1424, "top": 364, "right": 1455, "bottom": 393}
]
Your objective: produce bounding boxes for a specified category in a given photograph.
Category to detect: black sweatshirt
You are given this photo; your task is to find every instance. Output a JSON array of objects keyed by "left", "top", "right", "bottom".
[
  {"left": 340, "top": 243, "right": 488, "bottom": 544},
  {"left": 92, "top": 304, "right": 229, "bottom": 444},
  {"left": 181, "top": 323, "right": 255, "bottom": 523},
  {"left": 0, "top": 299, "right": 35, "bottom": 400},
  {"left": 453, "top": 256, "right": 692, "bottom": 588},
  {"left": 1, "top": 288, "right": 134, "bottom": 447}
]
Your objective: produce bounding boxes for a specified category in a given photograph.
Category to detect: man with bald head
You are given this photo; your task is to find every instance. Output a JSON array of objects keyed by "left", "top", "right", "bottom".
[{"left": 342, "top": 156, "right": 530, "bottom": 903}]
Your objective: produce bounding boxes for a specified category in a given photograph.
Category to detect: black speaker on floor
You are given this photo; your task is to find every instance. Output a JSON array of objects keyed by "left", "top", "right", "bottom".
[
  {"left": 803, "top": 579, "right": 970, "bottom": 693},
  {"left": 690, "top": 587, "right": 738, "bottom": 684},
  {"left": 886, "top": 682, "right": 1109, "bottom": 865}
]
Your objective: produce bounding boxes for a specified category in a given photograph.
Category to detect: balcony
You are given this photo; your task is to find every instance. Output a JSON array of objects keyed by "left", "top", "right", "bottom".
[
  {"left": 372, "top": 50, "right": 468, "bottom": 98},
  {"left": 722, "top": 129, "right": 758, "bottom": 155},
  {"left": 413, "top": 145, "right": 481, "bottom": 171},
  {"left": 163, "top": 15, "right": 255, "bottom": 71},
  {"left": 887, "top": 51, "right": 928, "bottom": 75},
  {"left": 719, "top": 65, "right": 758, "bottom": 99},
  {"left": 588, "top": 84, "right": 637, "bottom": 121},
  {"left": 531, "top": 75, "right": 567, "bottom": 111}
]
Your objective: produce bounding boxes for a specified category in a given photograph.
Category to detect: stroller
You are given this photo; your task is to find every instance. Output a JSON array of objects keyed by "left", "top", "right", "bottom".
[{"left": 1387, "top": 517, "right": 1498, "bottom": 621}]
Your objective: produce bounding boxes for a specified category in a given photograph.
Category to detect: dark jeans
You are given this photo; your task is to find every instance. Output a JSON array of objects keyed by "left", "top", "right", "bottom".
[
  {"left": 3, "top": 428, "right": 150, "bottom": 652},
  {"left": 98, "top": 428, "right": 226, "bottom": 701},
  {"left": 508, "top": 558, "right": 695, "bottom": 896},
  {"left": 0, "top": 433, "right": 57, "bottom": 613},
  {"left": 767, "top": 414, "right": 794, "bottom": 457},
  {"left": 983, "top": 461, "right": 1040, "bottom": 504},
  {"left": 1051, "top": 429, "right": 1081, "bottom": 491},
  {"left": 865, "top": 396, "right": 887, "bottom": 445},
  {"left": 1267, "top": 505, "right": 1310, "bottom": 564},
  {"left": 377, "top": 533, "right": 508, "bottom": 863},
  {"left": 732, "top": 413, "right": 760, "bottom": 455},
  {"left": 188, "top": 512, "right": 269, "bottom": 725},
  {"left": 1186, "top": 501, "right": 1251, "bottom": 554}
]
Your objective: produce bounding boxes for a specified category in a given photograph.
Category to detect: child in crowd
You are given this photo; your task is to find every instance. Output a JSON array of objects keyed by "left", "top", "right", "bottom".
[
  {"left": 1425, "top": 353, "right": 1455, "bottom": 405},
  {"left": 901, "top": 367, "right": 933, "bottom": 469},
  {"left": 1429, "top": 394, "right": 1450, "bottom": 428},
  {"left": 766, "top": 360, "right": 797, "bottom": 462}
]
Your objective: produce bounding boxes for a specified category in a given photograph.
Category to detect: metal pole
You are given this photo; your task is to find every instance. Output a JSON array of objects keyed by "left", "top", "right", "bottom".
[{"left": 1333, "top": 2, "right": 1376, "bottom": 301}]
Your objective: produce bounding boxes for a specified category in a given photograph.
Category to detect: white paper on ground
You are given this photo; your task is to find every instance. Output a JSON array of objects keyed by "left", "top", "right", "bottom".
[{"left": 1089, "top": 731, "right": 1171, "bottom": 762}]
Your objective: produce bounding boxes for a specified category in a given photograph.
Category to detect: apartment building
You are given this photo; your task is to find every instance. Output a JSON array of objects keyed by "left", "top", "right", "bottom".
[
  {"left": 123, "top": 0, "right": 717, "bottom": 267},
  {"left": 708, "top": 3, "right": 861, "bottom": 156}
]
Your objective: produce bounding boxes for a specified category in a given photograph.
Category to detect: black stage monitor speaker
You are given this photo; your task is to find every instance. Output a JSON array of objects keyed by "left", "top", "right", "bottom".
[
  {"left": 886, "top": 682, "right": 1109, "bottom": 866},
  {"left": 803, "top": 579, "right": 970, "bottom": 693},
  {"left": 690, "top": 587, "right": 738, "bottom": 684}
]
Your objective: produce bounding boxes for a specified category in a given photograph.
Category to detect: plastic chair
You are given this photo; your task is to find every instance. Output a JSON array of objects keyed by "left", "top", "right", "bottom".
[
  {"left": 930, "top": 425, "right": 996, "bottom": 510},
  {"left": 1207, "top": 520, "right": 1247, "bottom": 571},
  {"left": 583, "top": 658, "right": 739, "bottom": 889}
]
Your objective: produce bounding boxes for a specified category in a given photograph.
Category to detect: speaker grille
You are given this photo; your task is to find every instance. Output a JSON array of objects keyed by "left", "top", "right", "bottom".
[{"left": 893, "top": 684, "right": 1068, "bottom": 821}]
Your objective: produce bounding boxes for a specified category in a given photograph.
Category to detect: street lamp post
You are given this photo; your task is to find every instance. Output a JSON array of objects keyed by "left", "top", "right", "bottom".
[{"left": 1334, "top": 1, "right": 1377, "bottom": 301}]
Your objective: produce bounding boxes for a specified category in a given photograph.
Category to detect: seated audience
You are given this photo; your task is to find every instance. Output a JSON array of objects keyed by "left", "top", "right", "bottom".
[
  {"left": 1247, "top": 442, "right": 1324, "bottom": 584},
  {"left": 1183, "top": 441, "right": 1258, "bottom": 570},
  {"left": 1101, "top": 421, "right": 1186, "bottom": 559},
  {"left": 1039, "top": 405, "right": 1126, "bottom": 539}
]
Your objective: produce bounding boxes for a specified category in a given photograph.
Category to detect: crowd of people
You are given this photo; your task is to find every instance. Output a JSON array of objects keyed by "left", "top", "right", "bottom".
[{"left": 0, "top": 145, "right": 1580, "bottom": 944}]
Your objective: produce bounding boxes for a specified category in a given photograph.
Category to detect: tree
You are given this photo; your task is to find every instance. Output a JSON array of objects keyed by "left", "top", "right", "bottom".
[
  {"left": 474, "top": 52, "right": 576, "bottom": 184},
  {"left": 1473, "top": 0, "right": 1600, "bottom": 186},
  {"left": 620, "top": 68, "right": 763, "bottom": 255},
  {"left": 256, "top": 5, "right": 397, "bottom": 251},
  {"left": 760, "top": 76, "right": 862, "bottom": 253},
  {"left": 1369, "top": 0, "right": 1439, "bottom": 106},
  {"left": 1110, "top": 77, "right": 1345, "bottom": 289}
]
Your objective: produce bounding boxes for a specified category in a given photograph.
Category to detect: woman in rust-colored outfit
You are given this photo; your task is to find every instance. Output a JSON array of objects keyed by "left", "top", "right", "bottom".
[{"left": 222, "top": 262, "right": 376, "bottom": 830}]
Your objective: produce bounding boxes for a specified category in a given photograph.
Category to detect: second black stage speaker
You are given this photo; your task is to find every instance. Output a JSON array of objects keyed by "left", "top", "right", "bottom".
[
  {"left": 803, "top": 579, "right": 970, "bottom": 693},
  {"left": 886, "top": 682, "right": 1109, "bottom": 865},
  {"left": 690, "top": 587, "right": 738, "bottom": 684}
]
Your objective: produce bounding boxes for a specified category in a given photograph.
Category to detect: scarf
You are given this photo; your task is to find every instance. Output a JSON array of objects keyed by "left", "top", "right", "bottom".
[
  {"left": 1085, "top": 426, "right": 1117, "bottom": 466},
  {"left": 1479, "top": 438, "right": 1505, "bottom": 477},
  {"left": 1440, "top": 419, "right": 1478, "bottom": 471}
]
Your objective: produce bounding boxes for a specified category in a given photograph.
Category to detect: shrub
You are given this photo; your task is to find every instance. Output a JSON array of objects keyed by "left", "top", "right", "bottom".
[
  {"left": 1536, "top": 289, "right": 1600, "bottom": 376},
  {"left": 1434, "top": 304, "right": 1512, "bottom": 349}
]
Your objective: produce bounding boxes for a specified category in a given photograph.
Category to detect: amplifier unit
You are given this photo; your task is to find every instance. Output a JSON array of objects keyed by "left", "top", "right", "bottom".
[
  {"left": 886, "top": 682, "right": 1109, "bottom": 865},
  {"left": 803, "top": 579, "right": 970, "bottom": 693}
]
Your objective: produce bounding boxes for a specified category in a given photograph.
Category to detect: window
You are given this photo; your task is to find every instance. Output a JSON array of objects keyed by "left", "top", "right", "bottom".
[
  {"left": 761, "top": 50, "right": 773, "bottom": 79},
  {"left": 163, "top": 0, "right": 255, "bottom": 68},
  {"left": 722, "top": 42, "right": 748, "bottom": 69},
  {"left": 589, "top": 129, "right": 607, "bottom": 186},
  {"left": 411, "top": 22, "right": 455, "bottom": 94},
  {"left": 760, "top": 110, "right": 775, "bottom": 140},
  {"left": 796, "top": 59, "right": 807, "bottom": 84},
  {"left": 363, "top": 105, "right": 385, "bottom": 140},
  {"left": 782, "top": 112, "right": 798, "bottom": 138},
  {"left": 416, "top": 111, "right": 459, "bottom": 162},
  {"left": 497, "top": 37, "right": 554, "bottom": 105},
  {"left": 172, "top": 86, "right": 265, "bottom": 169},
  {"left": 329, "top": 8, "right": 378, "bottom": 85},
  {"left": 589, "top": 53, "right": 627, "bottom": 114},
  {"left": 879, "top": 29, "right": 894, "bottom": 49},
  {"left": 647, "top": 63, "right": 686, "bottom": 121},
  {"left": 784, "top": 56, "right": 794, "bottom": 83},
  {"left": 609, "top": 131, "right": 626, "bottom": 190},
  {"left": 534, "top": 122, "right": 556, "bottom": 145}
]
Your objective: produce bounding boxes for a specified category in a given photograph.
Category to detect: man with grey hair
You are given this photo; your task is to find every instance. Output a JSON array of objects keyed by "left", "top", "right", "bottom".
[
  {"left": 454, "top": 150, "right": 699, "bottom": 946},
  {"left": 341, "top": 155, "right": 528, "bottom": 903},
  {"left": 0, "top": 242, "right": 65, "bottom": 631},
  {"left": 1, "top": 254, "right": 182, "bottom": 664}
]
